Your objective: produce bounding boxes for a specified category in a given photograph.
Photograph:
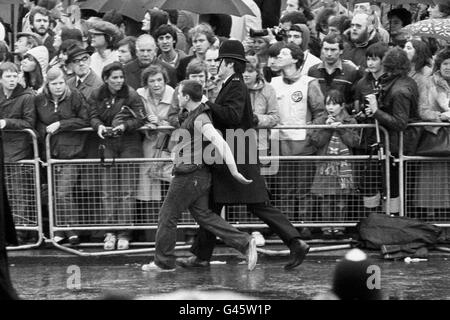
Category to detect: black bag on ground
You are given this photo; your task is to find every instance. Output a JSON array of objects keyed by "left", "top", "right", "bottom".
[{"left": 357, "top": 213, "right": 443, "bottom": 249}]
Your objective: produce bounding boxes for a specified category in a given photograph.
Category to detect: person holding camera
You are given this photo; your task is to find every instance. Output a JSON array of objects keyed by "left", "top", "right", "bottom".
[
  {"left": 363, "top": 48, "right": 420, "bottom": 215},
  {"left": 352, "top": 42, "right": 389, "bottom": 213},
  {"left": 87, "top": 62, "right": 146, "bottom": 250}
]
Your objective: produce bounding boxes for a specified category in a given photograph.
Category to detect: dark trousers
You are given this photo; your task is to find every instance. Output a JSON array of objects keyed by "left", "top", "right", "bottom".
[
  {"left": 191, "top": 201, "right": 301, "bottom": 261},
  {"left": 155, "top": 167, "right": 250, "bottom": 269}
]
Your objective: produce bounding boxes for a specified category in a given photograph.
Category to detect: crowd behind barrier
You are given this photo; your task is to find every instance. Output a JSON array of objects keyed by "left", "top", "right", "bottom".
[{"left": 4, "top": 121, "right": 450, "bottom": 253}]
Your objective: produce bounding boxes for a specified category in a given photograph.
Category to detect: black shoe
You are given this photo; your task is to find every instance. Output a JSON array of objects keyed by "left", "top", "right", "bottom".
[
  {"left": 176, "top": 256, "right": 210, "bottom": 268},
  {"left": 284, "top": 239, "right": 310, "bottom": 270}
]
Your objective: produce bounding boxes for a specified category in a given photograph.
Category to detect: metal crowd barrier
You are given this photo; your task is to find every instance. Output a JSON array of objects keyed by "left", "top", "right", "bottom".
[
  {"left": 226, "top": 124, "right": 391, "bottom": 228},
  {"left": 399, "top": 123, "right": 450, "bottom": 227},
  {"left": 5, "top": 129, "right": 44, "bottom": 250},
  {"left": 45, "top": 124, "right": 391, "bottom": 255}
]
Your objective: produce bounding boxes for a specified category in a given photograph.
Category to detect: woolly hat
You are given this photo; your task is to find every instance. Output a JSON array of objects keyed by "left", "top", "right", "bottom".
[
  {"left": 26, "top": 45, "right": 49, "bottom": 76},
  {"left": 332, "top": 249, "right": 383, "bottom": 300},
  {"left": 291, "top": 23, "right": 310, "bottom": 52}
]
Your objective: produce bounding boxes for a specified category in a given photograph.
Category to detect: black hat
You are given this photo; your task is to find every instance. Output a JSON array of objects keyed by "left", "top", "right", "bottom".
[
  {"left": 67, "top": 45, "right": 89, "bottom": 63},
  {"left": 217, "top": 39, "right": 248, "bottom": 63}
]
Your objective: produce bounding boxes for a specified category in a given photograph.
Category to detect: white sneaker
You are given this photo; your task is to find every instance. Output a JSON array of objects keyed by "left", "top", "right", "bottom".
[
  {"left": 104, "top": 233, "right": 117, "bottom": 250},
  {"left": 246, "top": 237, "right": 258, "bottom": 271},
  {"left": 53, "top": 235, "right": 65, "bottom": 244},
  {"left": 142, "top": 261, "right": 175, "bottom": 272},
  {"left": 252, "top": 231, "right": 265, "bottom": 247},
  {"left": 117, "top": 238, "right": 129, "bottom": 250}
]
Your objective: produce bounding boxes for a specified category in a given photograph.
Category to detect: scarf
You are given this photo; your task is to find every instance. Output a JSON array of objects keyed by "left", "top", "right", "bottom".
[{"left": 318, "top": 134, "right": 355, "bottom": 191}]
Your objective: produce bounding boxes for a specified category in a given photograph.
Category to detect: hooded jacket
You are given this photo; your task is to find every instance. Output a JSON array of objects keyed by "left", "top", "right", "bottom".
[
  {"left": 0, "top": 84, "right": 36, "bottom": 162},
  {"left": 26, "top": 45, "right": 49, "bottom": 80}
]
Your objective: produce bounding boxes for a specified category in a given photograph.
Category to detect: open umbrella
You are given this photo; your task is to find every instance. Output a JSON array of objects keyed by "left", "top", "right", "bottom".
[
  {"left": 79, "top": 0, "right": 164, "bottom": 21},
  {"left": 352, "top": 0, "right": 443, "bottom": 5},
  {"left": 401, "top": 18, "right": 450, "bottom": 42},
  {"left": 158, "top": 0, "right": 256, "bottom": 17}
]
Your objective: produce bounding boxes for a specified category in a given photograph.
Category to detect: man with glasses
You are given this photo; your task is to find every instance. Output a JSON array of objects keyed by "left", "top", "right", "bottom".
[{"left": 66, "top": 45, "right": 103, "bottom": 101}]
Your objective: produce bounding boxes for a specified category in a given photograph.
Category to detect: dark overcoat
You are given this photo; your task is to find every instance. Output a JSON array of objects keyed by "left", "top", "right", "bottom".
[
  {"left": 206, "top": 73, "right": 269, "bottom": 204},
  {"left": 0, "top": 84, "right": 36, "bottom": 162}
]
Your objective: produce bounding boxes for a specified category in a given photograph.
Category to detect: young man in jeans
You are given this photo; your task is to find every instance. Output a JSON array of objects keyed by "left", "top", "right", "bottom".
[{"left": 142, "top": 80, "right": 257, "bottom": 272}]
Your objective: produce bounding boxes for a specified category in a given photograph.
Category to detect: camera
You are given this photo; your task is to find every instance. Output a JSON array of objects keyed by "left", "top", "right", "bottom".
[
  {"left": 103, "top": 128, "right": 123, "bottom": 138},
  {"left": 249, "top": 27, "right": 287, "bottom": 41}
]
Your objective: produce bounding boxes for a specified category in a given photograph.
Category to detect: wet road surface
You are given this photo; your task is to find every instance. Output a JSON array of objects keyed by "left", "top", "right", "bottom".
[{"left": 8, "top": 249, "right": 450, "bottom": 300}]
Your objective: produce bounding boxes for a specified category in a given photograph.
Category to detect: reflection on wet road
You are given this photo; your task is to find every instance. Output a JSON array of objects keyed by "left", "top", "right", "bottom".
[{"left": 9, "top": 255, "right": 450, "bottom": 300}]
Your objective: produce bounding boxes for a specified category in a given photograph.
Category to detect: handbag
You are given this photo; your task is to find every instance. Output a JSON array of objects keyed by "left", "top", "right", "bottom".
[
  {"left": 415, "top": 126, "right": 450, "bottom": 156},
  {"left": 146, "top": 133, "right": 174, "bottom": 182}
]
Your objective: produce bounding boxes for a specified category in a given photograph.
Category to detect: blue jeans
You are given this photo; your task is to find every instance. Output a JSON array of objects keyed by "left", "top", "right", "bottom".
[{"left": 155, "top": 167, "right": 250, "bottom": 269}]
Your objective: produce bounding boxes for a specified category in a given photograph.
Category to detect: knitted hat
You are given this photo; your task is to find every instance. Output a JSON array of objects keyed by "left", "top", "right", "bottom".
[
  {"left": 26, "top": 45, "right": 49, "bottom": 75},
  {"left": 332, "top": 249, "right": 383, "bottom": 300}
]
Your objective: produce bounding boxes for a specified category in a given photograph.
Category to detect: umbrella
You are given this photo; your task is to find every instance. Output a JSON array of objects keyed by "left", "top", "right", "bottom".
[
  {"left": 79, "top": 0, "right": 164, "bottom": 21},
  {"left": 352, "top": 0, "right": 443, "bottom": 5},
  {"left": 158, "top": 0, "right": 256, "bottom": 17},
  {"left": 401, "top": 18, "right": 450, "bottom": 42}
]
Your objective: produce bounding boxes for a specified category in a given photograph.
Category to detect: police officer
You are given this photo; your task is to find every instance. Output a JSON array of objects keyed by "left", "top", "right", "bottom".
[{"left": 176, "top": 40, "right": 310, "bottom": 270}]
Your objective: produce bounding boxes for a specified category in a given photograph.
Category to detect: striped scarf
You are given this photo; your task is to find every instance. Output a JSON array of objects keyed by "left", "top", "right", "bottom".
[{"left": 318, "top": 134, "right": 355, "bottom": 190}]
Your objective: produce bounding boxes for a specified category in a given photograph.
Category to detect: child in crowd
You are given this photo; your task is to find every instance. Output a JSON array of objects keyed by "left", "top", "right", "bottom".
[{"left": 310, "top": 89, "right": 360, "bottom": 238}]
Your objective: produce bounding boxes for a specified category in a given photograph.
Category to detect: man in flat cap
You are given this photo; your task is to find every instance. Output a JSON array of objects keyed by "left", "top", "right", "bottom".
[
  {"left": 176, "top": 40, "right": 310, "bottom": 271},
  {"left": 88, "top": 19, "right": 121, "bottom": 77}
]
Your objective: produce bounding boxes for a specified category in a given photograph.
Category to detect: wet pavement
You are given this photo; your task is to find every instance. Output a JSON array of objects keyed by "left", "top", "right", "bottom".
[{"left": 8, "top": 246, "right": 450, "bottom": 300}]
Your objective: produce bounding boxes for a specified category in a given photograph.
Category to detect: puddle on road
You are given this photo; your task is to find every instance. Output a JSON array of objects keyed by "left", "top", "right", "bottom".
[{"left": 9, "top": 257, "right": 450, "bottom": 300}]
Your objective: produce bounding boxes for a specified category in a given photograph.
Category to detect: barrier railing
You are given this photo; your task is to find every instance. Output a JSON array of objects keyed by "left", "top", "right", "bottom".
[
  {"left": 399, "top": 123, "right": 450, "bottom": 227},
  {"left": 45, "top": 124, "right": 391, "bottom": 255},
  {"left": 5, "top": 129, "right": 44, "bottom": 250}
]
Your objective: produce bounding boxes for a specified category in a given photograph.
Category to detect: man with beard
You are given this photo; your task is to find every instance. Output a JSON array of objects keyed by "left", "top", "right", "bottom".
[
  {"left": 342, "top": 13, "right": 381, "bottom": 69},
  {"left": 124, "top": 34, "right": 177, "bottom": 90},
  {"left": 29, "top": 6, "right": 55, "bottom": 61}
]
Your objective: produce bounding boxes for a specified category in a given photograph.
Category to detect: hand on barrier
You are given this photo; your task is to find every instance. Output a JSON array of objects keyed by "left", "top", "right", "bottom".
[
  {"left": 0, "top": 119, "right": 6, "bottom": 129},
  {"left": 46, "top": 121, "right": 61, "bottom": 134},
  {"left": 147, "top": 114, "right": 159, "bottom": 124},
  {"left": 97, "top": 125, "right": 107, "bottom": 139},
  {"left": 439, "top": 111, "right": 450, "bottom": 122}
]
